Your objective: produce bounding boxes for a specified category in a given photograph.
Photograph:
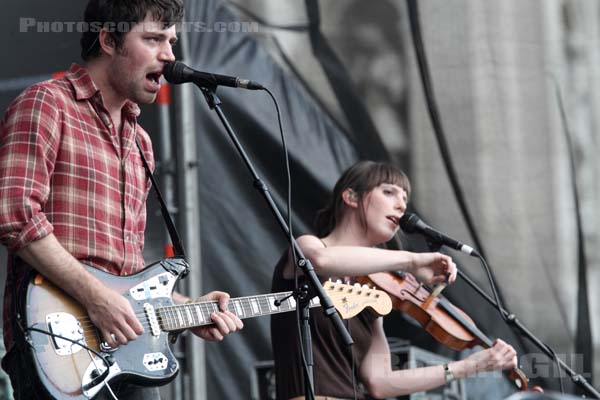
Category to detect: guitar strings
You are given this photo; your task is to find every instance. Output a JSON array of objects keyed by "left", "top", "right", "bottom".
[{"left": 57, "top": 291, "right": 385, "bottom": 334}]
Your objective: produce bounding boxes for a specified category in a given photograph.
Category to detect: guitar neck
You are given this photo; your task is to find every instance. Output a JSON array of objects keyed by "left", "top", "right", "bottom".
[{"left": 158, "top": 291, "right": 320, "bottom": 332}]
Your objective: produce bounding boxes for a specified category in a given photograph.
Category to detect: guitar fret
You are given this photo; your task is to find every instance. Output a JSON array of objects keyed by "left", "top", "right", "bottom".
[
  {"left": 191, "top": 304, "right": 199, "bottom": 326},
  {"left": 287, "top": 297, "right": 297, "bottom": 310},
  {"left": 255, "top": 297, "right": 264, "bottom": 315},
  {"left": 275, "top": 298, "right": 285, "bottom": 312},
  {"left": 205, "top": 302, "right": 217, "bottom": 322},
  {"left": 163, "top": 308, "right": 173, "bottom": 330},
  {"left": 241, "top": 298, "right": 252, "bottom": 317},
  {"left": 176, "top": 307, "right": 183, "bottom": 327},
  {"left": 267, "top": 296, "right": 279, "bottom": 312},
  {"left": 165, "top": 308, "right": 173, "bottom": 330},
  {"left": 184, "top": 305, "right": 194, "bottom": 327},
  {"left": 175, "top": 307, "right": 184, "bottom": 327},
  {"left": 171, "top": 307, "right": 179, "bottom": 328},
  {"left": 161, "top": 308, "right": 169, "bottom": 330},
  {"left": 194, "top": 304, "right": 205, "bottom": 323},
  {"left": 238, "top": 298, "right": 248, "bottom": 317},
  {"left": 165, "top": 307, "right": 171, "bottom": 328},
  {"left": 184, "top": 306, "right": 192, "bottom": 327},
  {"left": 233, "top": 299, "right": 243, "bottom": 317},
  {"left": 254, "top": 295, "right": 270, "bottom": 315},
  {"left": 239, "top": 298, "right": 248, "bottom": 316},
  {"left": 199, "top": 303, "right": 209, "bottom": 325},
  {"left": 250, "top": 298, "right": 260, "bottom": 314},
  {"left": 257, "top": 297, "right": 267, "bottom": 315}
]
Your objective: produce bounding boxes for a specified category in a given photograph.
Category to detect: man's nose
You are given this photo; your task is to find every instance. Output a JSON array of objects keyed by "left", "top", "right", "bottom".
[{"left": 159, "top": 43, "right": 176, "bottom": 63}]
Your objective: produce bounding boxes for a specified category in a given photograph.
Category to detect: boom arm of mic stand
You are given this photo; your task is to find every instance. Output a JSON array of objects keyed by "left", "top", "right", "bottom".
[
  {"left": 196, "top": 85, "right": 354, "bottom": 349},
  {"left": 457, "top": 268, "right": 599, "bottom": 397}
]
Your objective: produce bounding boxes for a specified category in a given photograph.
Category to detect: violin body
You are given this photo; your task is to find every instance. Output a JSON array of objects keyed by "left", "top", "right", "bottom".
[{"left": 359, "top": 272, "right": 478, "bottom": 351}]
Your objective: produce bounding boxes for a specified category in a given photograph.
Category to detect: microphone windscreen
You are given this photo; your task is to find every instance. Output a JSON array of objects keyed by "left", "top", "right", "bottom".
[
  {"left": 399, "top": 213, "right": 419, "bottom": 233},
  {"left": 162, "top": 61, "right": 184, "bottom": 84}
]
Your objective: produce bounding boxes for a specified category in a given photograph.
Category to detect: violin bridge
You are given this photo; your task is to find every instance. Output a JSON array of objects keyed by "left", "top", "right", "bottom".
[{"left": 423, "top": 283, "right": 446, "bottom": 309}]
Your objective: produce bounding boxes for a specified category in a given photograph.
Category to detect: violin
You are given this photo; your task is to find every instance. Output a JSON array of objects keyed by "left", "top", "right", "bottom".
[{"left": 357, "top": 271, "right": 532, "bottom": 391}]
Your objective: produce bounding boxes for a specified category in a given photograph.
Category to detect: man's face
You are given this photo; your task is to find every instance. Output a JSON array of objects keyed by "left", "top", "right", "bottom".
[{"left": 107, "top": 15, "right": 177, "bottom": 104}]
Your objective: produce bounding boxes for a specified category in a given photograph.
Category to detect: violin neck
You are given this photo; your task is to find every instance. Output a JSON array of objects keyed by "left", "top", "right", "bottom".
[{"left": 437, "top": 297, "right": 494, "bottom": 347}]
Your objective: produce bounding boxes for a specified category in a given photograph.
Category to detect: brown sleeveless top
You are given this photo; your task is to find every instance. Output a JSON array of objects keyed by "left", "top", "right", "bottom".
[{"left": 270, "top": 251, "right": 379, "bottom": 399}]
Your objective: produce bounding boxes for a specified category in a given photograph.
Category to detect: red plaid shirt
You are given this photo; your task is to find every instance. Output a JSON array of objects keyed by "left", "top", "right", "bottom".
[{"left": 0, "top": 64, "right": 154, "bottom": 350}]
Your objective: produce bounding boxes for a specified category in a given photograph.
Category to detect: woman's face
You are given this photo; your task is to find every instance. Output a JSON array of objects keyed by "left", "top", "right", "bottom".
[{"left": 362, "top": 183, "right": 408, "bottom": 244}]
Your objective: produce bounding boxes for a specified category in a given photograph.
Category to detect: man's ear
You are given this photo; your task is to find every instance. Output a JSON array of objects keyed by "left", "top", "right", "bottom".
[
  {"left": 98, "top": 29, "right": 117, "bottom": 56},
  {"left": 342, "top": 189, "right": 358, "bottom": 208}
]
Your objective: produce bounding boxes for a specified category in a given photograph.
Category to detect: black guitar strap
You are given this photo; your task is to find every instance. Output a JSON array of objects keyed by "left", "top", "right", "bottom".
[{"left": 136, "top": 139, "right": 186, "bottom": 259}]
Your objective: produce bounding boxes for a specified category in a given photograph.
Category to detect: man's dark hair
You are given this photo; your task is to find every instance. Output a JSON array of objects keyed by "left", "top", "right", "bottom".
[{"left": 80, "top": 0, "right": 184, "bottom": 61}]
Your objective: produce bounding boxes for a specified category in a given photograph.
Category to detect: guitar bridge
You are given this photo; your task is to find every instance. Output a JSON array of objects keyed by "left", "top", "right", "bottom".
[{"left": 46, "top": 312, "right": 85, "bottom": 355}]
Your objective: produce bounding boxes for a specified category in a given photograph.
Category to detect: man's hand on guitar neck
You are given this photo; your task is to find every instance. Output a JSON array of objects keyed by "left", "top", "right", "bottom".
[{"left": 174, "top": 291, "right": 244, "bottom": 341}]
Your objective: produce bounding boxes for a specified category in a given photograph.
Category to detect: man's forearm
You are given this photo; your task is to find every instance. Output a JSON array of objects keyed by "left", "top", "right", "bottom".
[{"left": 16, "top": 234, "right": 106, "bottom": 307}]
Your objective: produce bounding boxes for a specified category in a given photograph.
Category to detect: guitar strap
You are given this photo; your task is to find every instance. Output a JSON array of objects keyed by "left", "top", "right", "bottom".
[{"left": 136, "top": 139, "right": 186, "bottom": 259}]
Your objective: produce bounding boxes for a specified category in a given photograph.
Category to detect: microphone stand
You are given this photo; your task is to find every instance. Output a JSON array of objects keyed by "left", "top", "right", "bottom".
[
  {"left": 195, "top": 84, "right": 353, "bottom": 398},
  {"left": 424, "top": 240, "right": 600, "bottom": 398}
]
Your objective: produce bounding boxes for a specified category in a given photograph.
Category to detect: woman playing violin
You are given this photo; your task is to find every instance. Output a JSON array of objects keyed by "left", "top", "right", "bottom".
[{"left": 271, "top": 160, "right": 518, "bottom": 399}]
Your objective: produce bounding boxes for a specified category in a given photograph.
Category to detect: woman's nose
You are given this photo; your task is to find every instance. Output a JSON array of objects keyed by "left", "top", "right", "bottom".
[{"left": 396, "top": 198, "right": 406, "bottom": 213}]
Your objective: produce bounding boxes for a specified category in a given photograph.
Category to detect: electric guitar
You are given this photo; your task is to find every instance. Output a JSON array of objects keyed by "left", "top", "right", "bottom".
[{"left": 24, "top": 257, "right": 392, "bottom": 399}]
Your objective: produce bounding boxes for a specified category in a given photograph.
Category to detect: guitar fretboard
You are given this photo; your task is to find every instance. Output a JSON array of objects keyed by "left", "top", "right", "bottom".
[{"left": 157, "top": 291, "right": 320, "bottom": 331}]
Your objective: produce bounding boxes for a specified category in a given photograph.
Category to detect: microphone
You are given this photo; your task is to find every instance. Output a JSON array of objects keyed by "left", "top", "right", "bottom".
[
  {"left": 399, "top": 212, "right": 480, "bottom": 257},
  {"left": 163, "top": 61, "right": 264, "bottom": 90}
]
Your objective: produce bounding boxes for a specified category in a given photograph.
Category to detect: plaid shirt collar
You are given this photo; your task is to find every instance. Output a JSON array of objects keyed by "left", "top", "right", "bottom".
[{"left": 65, "top": 63, "right": 141, "bottom": 118}]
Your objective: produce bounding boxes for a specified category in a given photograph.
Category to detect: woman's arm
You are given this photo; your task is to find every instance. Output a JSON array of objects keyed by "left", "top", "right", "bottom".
[
  {"left": 283, "top": 234, "right": 456, "bottom": 285},
  {"left": 359, "top": 319, "right": 518, "bottom": 398},
  {"left": 359, "top": 318, "right": 447, "bottom": 398}
]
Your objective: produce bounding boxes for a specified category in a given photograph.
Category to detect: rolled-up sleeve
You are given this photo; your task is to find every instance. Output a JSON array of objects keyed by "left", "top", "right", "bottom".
[{"left": 0, "top": 85, "right": 60, "bottom": 252}]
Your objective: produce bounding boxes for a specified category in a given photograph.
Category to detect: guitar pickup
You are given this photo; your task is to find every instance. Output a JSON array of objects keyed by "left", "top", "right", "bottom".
[{"left": 144, "top": 303, "right": 161, "bottom": 337}]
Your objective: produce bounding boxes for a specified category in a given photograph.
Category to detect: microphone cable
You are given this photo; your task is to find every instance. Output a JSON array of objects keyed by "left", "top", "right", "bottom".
[{"left": 262, "top": 87, "right": 316, "bottom": 400}]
